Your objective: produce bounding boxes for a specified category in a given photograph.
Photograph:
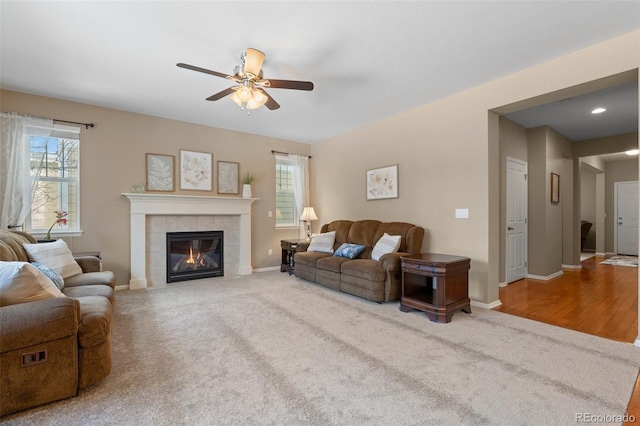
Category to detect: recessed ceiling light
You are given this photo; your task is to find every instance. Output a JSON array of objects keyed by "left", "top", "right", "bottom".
[
  {"left": 625, "top": 149, "right": 639, "bottom": 156},
  {"left": 591, "top": 107, "right": 606, "bottom": 114}
]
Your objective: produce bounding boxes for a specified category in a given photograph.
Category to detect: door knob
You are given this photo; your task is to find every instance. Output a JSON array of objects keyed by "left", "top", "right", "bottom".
[{"left": 507, "top": 226, "right": 514, "bottom": 231}]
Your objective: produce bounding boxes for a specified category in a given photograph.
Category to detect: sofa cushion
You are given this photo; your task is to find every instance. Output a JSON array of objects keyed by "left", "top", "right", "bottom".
[
  {"left": 334, "top": 243, "right": 366, "bottom": 259},
  {"left": 320, "top": 220, "right": 354, "bottom": 250},
  {"left": 316, "top": 255, "right": 352, "bottom": 273},
  {"left": 371, "top": 233, "right": 401, "bottom": 261},
  {"left": 0, "top": 261, "right": 65, "bottom": 307},
  {"left": 347, "top": 220, "right": 382, "bottom": 248},
  {"left": 307, "top": 231, "right": 336, "bottom": 253},
  {"left": 32, "top": 262, "right": 65, "bottom": 290},
  {"left": 23, "top": 239, "right": 82, "bottom": 279},
  {"left": 374, "top": 222, "right": 418, "bottom": 253},
  {"left": 0, "top": 230, "right": 34, "bottom": 262},
  {"left": 77, "top": 296, "right": 112, "bottom": 349},
  {"left": 341, "top": 259, "right": 387, "bottom": 282},
  {"left": 63, "top": 284, "right": 115, "bottom": 306},
  {"left": 64, "top": 270, "right": 116, "bottom": 289},
  {"left": 294, "top": 251, "right": 332, "bottom": 268}
]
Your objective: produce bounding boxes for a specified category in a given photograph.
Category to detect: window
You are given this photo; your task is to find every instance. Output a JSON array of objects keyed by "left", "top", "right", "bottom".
[
  {"left": 27, "top": 125, "right": 81, "bottom": 236},
  {"left": 275, "top": 156, "right": 299, "bottom": 227}
]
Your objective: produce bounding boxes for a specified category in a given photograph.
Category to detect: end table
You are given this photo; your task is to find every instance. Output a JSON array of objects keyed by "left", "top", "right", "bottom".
[
  {"left": 281, "top": 239, "right": 303, "bottom": 275},
  {"left": 400, "top": 253, "right": 471, "bottom": 323}
]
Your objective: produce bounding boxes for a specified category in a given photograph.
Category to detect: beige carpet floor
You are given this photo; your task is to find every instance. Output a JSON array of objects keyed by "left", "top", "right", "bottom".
[{"left": 3, "top": 271, "right": 640, "bottom": 425}]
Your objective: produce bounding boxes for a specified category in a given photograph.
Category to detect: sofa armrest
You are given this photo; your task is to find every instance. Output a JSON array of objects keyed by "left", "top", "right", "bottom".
[
  {"left": 74, "top": 256, "right": 101, "bottom": 273},
  {"left": 296, "top": 242, "right": 310, "bottom": 252},
  {"left": 378, "top": 252, "right": 409, "bottom": 272},
  {"left": 0, "top": 298, "right": 79, "bottom": 353}
]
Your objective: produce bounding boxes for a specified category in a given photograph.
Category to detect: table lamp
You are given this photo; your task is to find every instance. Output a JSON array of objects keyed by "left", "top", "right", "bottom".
[{"left": 299, "top": 207, "right": 318, "bottom": 241}]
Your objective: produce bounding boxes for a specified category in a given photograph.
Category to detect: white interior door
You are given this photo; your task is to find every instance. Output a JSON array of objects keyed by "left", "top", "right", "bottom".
[
  {"left": 616, "top": 181, "right": 638, "bottom": 256},
  {"left": 506, "top": 157, "right": 528, "bottom": 283}
]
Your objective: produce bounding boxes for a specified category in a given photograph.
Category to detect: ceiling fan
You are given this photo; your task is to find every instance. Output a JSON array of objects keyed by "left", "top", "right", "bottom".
[{"left": 177, "top": 48, "right": 314, "bottom": 111}]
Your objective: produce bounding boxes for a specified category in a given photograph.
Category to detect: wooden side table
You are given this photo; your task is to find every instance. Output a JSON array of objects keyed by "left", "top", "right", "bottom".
[
  {"left": 400, "top": 253, "right": 471, "bottom": 323},
  {"left": 281, "top": 240, "right": 302, "bottom": 275}
]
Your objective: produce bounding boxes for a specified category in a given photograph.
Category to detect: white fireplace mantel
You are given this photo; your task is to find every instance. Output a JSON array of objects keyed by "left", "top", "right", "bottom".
[{"left": 122, "top": 193, "right": 258, "bottom": 289}]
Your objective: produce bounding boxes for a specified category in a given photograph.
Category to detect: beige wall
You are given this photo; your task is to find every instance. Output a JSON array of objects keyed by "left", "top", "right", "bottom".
[
  {"left": 580, "top": 166, "right": 597, "bottom": 250},
  {"left": 498, "top": 117, "right": 529, "bottom": 283},
  {"left": 311, "top": 30, "right": 638, "bottom": 305},
  {"left": 0, "top": 90, "right": 310, "bottom": 285}
]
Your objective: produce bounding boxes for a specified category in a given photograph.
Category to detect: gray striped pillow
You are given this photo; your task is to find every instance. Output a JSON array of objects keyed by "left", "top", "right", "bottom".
[{"left": 371, "top": 233, "right": 401, "bottom": 261}]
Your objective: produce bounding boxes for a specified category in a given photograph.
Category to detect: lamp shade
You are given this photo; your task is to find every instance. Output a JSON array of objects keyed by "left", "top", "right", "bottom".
[
  {"left": 299, "top": 207, "right": 318, "bottom": 221},
  {"left": 243, "top": 48, "right": 265, "bottom": 77}
]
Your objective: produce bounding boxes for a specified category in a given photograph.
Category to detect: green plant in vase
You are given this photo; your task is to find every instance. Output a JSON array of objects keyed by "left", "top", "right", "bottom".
[{"left": 242, "top": 173, "right": 255, "bottom": 198}]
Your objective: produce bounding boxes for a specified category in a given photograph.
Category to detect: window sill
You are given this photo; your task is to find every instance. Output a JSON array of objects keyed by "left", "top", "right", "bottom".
[
  {"left": 275, "top": 225, "right": 300, "bottom": 231},
  {"left": 30, "top": 230, "right": 84, "bottom": 239}
]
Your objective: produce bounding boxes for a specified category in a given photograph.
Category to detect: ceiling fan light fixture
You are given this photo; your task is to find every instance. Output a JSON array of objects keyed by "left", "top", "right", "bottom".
[
  {"left": 246, "top": 91, "right": 268, "bottom": 110},
  {"left": 237, "top": 84, "right": 253, "bottom": 102},
  {"left": 243, "top": 48, "right": 265, "bottom": 77},
  {"left": 229, "top": 91, "right": 243, "bottom": 107}
]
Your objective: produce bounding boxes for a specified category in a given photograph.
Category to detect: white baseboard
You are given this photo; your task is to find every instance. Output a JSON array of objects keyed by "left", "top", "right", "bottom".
[
  {"left": 635, "top": 337, "right": 640, "bottom": 348},
  {"left": 562, "top": 264, "right": 582, "bottom": 270},
  {"left": 253, "top": 266, "right": 281, "bottom": 273},
  {"left": 115, "top": 285, "right": 130, "bottom": 291},
  {"left": 471, "top": 299, "right": 502, "bottom": 309},
  {"left": 527, "top": 270, "right": 563, "bottom": 281},
  {"left": 595, "top": 252, "right": 606, "bottom": 257},
  {"left": 498, "top": 281, "right": 507, "bottom": 288}
]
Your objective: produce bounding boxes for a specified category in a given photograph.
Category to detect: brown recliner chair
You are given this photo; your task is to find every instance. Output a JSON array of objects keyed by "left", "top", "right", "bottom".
[
  {"left": 0, "top": 230, "right": 116, "bottom": 416},
  {"left": 580, "top": 221, "right": 593, "bottom": 251}
]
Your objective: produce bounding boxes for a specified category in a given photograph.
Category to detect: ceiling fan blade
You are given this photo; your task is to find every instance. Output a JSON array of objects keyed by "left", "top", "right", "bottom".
[
  {"left": 244, "top": 48, "right": 265, "bottom": 76},
  {"left": 267, "top": 79, "right": 314, "bottom": 91},
  {"left": 206, "top": 87, "right": 236, "bottom": 101},
  {"left": 257, "top": 89, "right": 280, "bottom": 110},
  {"left": 177, "top": 63, "right": 229, "bottom": 79}
]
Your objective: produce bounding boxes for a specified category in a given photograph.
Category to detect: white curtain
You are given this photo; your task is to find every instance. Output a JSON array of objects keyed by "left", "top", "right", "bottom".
[
  {"left": 290, "top": 154, "right": 310, "bottom": 240},
  {"left": 0, "top": 112, "right": 52, "bottom": 230}
]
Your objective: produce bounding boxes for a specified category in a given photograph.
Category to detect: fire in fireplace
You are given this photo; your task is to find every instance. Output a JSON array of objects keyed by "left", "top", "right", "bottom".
[{"left": 166, "top": 231, "right": 223, "bottom": 283}]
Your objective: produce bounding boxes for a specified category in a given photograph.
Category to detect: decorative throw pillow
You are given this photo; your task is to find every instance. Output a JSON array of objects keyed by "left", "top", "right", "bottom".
[
  {"left": 371, "top": 233, "right": 402, "bottom": 261},
  {"left": 23, "top": 239, "right": 82, "bottom": 279},
  {"left": 334, "top": 243, "right": 366, "bottom": 259},
  {"left": 32, "top": 262, "right": 65, "bottom": 290},
  {"left": 307, "top": 231, "right": 336, "bottom": 254},
  {"left": 0, "top": 261, "right": 65, "bottom": 307}
]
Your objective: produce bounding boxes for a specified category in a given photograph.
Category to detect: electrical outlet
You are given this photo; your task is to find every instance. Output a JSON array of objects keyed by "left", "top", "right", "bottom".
[
  {"left": 268, "top": 211, "right": 272, "bottom": 218},
  {"left": 268, "top": 249, "right": 273, "bottom": 256}
]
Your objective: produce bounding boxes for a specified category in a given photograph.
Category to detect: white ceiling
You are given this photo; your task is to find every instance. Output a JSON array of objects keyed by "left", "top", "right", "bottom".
[{"left": 1, "top": 1, "right": 639, "bottom": 144}]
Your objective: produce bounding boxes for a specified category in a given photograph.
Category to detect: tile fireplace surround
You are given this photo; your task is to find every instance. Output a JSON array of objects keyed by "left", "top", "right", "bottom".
[{"left": 122, "top": 193, "right": 257, "bottom": 289}]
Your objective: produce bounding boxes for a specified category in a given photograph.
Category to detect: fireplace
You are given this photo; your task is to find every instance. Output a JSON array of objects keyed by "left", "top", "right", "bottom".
[{"left": 166, "top": 231, "right": 224, "bottom": 283}]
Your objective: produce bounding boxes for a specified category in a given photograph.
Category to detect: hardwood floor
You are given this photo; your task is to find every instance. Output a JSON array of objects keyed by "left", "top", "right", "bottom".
[
  {"left": 495, "top": 255, "right": 637, "bottom": 343},
  {"left": 494, "top": 255, "right": 639, "bottom": 423}
]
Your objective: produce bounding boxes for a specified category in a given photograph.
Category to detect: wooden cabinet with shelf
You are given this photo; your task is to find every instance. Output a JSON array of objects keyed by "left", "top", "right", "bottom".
[{"left": 400, "top": 253, "right": 471, "bottom": 323}]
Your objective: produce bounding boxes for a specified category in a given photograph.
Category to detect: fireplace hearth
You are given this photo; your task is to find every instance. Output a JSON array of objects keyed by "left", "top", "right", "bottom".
[{"left": 166, "top": 231, "right": 223, "bottom": 283}]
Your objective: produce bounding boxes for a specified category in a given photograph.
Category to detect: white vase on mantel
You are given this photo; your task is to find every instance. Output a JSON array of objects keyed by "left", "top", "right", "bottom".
[{"left": 242, "top": 184, "right": 252, "bottom": 199}]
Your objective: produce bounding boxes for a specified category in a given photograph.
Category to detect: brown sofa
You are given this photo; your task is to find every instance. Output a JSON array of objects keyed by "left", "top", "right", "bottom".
[
  {"left": 294, "top": 220, "right": 424, "bottom": 302},
  {"left": 0, "top": 230, "right": 116, "bottom": 416}
]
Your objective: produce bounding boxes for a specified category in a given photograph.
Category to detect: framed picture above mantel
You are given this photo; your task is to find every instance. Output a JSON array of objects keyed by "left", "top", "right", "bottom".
[
  {"left": 180, "top": 150, "right": 212, "bottom": 191},
  {"left": 146, "top": 153, "right": 175, "bottom": 192},
  {"left": 217, "top": 161, "right": 240, "bottom": 195}
]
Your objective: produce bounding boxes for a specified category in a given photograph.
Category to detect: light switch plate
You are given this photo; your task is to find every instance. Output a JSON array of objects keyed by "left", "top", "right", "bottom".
[{"left": 455, "top": 208, "right": 469, "bottom": 219}]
